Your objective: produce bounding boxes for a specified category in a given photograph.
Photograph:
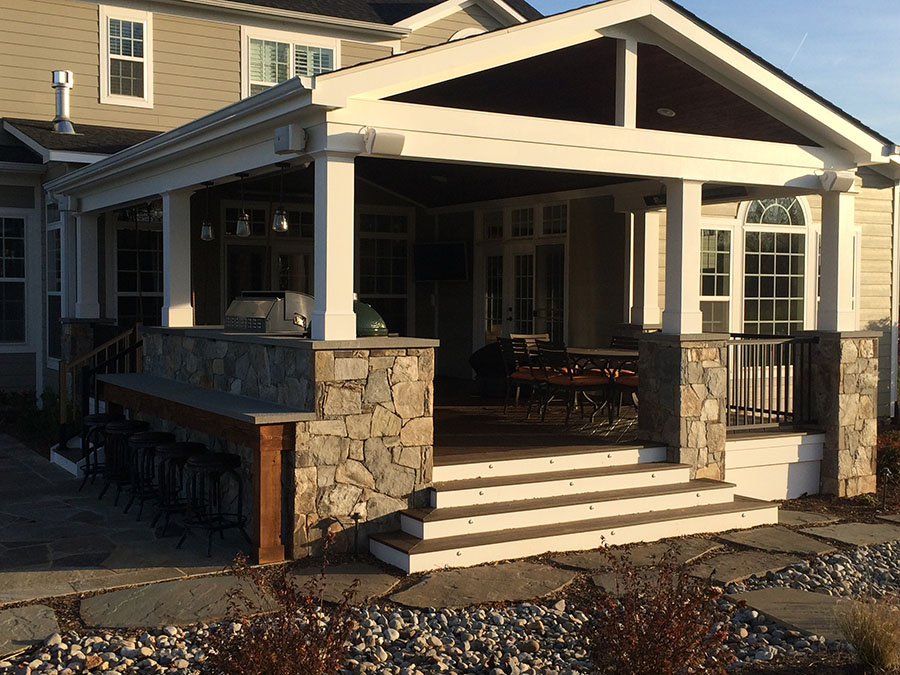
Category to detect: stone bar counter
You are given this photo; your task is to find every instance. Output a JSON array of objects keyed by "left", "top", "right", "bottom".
[{"left": 130, "top": 326, "right": 439, "bottom": 561}]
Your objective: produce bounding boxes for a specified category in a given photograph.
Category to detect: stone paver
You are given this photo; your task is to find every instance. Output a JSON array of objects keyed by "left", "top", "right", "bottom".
[
  {"left": 877, "top": 513, "right": 900, "bottom": 525},
  {"left": 778, "top": 510, "right": 839, "bottom": 526},
  {"left": 717, "top": 526, "right": 835, "bottom": 556},
  {"left": 0, "top": 604, "right": 58, "bottom": 658},
  {"left": 690, "top": 551, "right": 800, "bottom": 586},
  {"left": 80, "top": 576, "right": 278, "bottom": 628},
  {"left": 728, "top": 587, "right": 844, "bottom": 641},
  {"left": 801, "top": 522, "right": 900, "bottom": 547},
  {"left": 390, "top": 562, "right": 577, "bottom": 609},
  {"left": 290, "top": 563, "right": 401, "bottom": 604},
  {"left": 551, "top": 537, "right": 721, "bottom": 571}
]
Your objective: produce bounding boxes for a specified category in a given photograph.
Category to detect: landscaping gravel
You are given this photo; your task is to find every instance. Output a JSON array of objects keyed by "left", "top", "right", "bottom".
[{"left": 13, "top": 543, "right": 900, "bottom": 673}]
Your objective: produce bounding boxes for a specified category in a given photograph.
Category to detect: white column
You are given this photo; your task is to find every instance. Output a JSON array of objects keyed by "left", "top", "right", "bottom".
[
  {"left": 661, "top": 179, "right": 704, "bottom": 334},
  {"left": 161, "top": 189, "right": 194, "bottom": 327},
  {"left": 312, "top": 151, "right": 357, "bottom": 340},
  {"left": 74, "top": 211, "right": 100, "bottom": 318},
  {"left": 615, "top": 38, "right": 637, "bottom": 128},
  {"left": 61, "top": 197, "right": 78, "bottom": 317},
  {"left": 631, "top": 210, "right": 662, "bottom": 326},
  {"left": 818, "top": 190, "right": 857, "bottom": 331}
]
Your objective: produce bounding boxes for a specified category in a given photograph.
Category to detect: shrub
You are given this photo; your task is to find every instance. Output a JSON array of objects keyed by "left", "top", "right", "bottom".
[
  {"left": 838, "top": 597, "right": 900, "bottom": 672},
  {"left": 0, "top": 389, "right": 60, "bottom": 445},
  {"left": 584, "top": 547, "right": 733, "bottom": 675},
  {"left": 878, "top": 431, "right": 900, "bottom": 482},
  {"left": 201, "top": 538, "right": 358, "bottom": 675}
]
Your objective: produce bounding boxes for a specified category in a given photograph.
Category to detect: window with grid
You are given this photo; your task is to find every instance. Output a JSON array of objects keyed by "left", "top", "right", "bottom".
[
  {"left": 542, "top": 204, "right": 567, "bottom": 235},
  {"left": 248, "top": 37, "right": 334, "bottom": 95},
  {"left": 483, "top": 210, "right": 503, "bottom": 240},
  {"left": 117, "top": 228, "right": 163, "bottom": 327},
  {"left": 511, "top": 207, "right": 534, "bottom": 238},
  {"left": 700, "top": 229, "right": 731, "bottom": 332},
  {"left": 743, "top": 231, "right": 805, "bottom": 336},
  {"left": 47, "top": 227, "right": 62, "bottom": 358},
  {"left": 224, "top": 207, "right": 268, "bottom": 237},
  {"left": 108, "top": 17, "right": 145, "bottom": 98},
  {"left": 359, "top": 213, "right": 409, "bottom": 334},
  {"left": 0, "top": 217, "right": 25, "bottom": 342}
]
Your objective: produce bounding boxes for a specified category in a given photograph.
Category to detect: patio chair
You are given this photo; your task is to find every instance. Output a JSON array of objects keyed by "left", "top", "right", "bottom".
[
  {"left": 536, "top": 342, "right": 611, "bottom": 425},
  {"left": 611, "top": 358, "right": 639, "bottom": 420},
  {"left": 509, "top": 333, "right": 551, "bottom": 354},
  {"left": 498, "top": 337, "right": 545, "bottom": 416}
]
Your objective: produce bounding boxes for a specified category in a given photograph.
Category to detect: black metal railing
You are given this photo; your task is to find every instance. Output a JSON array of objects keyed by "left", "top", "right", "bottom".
[
  {"left": 79, "top": 339, "right": 144, "bottom": 425},
  {"left": 726, "top": 333, "right": 817, "bottom": 430}
]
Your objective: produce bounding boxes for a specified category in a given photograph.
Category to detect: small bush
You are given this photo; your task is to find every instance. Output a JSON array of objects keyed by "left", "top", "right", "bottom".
[
  {"left": 0, "top": 389, "right": 60, "bottom": 445},
  {"left": 201, "top": 538, "right": 358, "bottom": 675},
  {"left": 838, "top": 597, "right": 900, "bottom": 672},
  {"left": 584, "top": 547, "right": 733, "bottom": 675},
  {"left": 878, "top": 431, "right": 900, "bottom": 481}
]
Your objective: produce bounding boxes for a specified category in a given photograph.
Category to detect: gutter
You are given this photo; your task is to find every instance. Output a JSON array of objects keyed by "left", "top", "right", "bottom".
[{"left": 46, "top": 78, "right": 314, "bottom": 195}]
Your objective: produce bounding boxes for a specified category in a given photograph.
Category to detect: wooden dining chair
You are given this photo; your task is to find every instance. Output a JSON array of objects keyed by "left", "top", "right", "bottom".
[
  {"left": 536, "top": 342, "right": 611, "bottom": 425},
  {"left": 498, "top": 337, "right": 545, "bottom": 416}
]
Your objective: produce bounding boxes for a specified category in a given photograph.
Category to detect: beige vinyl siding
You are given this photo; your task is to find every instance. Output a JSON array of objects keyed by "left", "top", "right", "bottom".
[
  {"left": 0, "top": 0, "right": 240, "bottom": 132},
  {"left": 400, "top": 5, "right": 502, "bottom": 52},
  {"left": 341, "top": 40, "right": 392, "bottom": 68}
]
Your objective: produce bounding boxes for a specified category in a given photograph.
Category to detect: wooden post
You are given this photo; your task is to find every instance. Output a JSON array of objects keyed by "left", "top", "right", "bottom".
[{"left": 254, "top": 425, "right": 289, "bottom": 564}]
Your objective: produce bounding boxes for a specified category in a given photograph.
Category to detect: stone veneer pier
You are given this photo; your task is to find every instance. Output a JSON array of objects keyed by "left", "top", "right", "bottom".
[{"left": 107, "top": 327, "right": 438, "bottom": 563}]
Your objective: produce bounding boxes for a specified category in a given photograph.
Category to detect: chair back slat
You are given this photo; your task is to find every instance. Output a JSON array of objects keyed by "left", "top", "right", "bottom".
[{"left": 537, "top": 341, "right": 571, "bottom": 379}]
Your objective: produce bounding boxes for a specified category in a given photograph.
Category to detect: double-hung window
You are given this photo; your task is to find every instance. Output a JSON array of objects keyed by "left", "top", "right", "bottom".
[
  {"left": 100, "top": 6, "right": 153, "bottom": 107},
  {"left": 0, "top": 217, "right": 26, "bottom": 343},
  {"left": 243, "top": 28, "right": 337, "bottom": 97}
]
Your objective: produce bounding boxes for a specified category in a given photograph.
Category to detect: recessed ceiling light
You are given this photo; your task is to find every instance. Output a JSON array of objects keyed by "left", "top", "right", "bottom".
[{"left": 656, "top": 107, "right": 677, "bottom": 118}]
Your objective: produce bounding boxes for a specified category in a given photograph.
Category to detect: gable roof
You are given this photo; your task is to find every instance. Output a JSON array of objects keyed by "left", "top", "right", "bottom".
[
  {"left": 3, "top": 119, "right": 161, "bottom": 161},
  {"left": 222, "top": 0, "right": 541, "bottom": 24}
]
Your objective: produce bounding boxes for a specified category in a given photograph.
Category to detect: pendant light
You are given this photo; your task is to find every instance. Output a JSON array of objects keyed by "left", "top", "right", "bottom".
[
  {"left": 272, "top": 162, "right": 289, "bottom": 233},
  {"left": 199, "top": 181, "right": 214, "bottom": 242},
  {"left": 235, "top": 172, "right": 251, "bottom": 238}
]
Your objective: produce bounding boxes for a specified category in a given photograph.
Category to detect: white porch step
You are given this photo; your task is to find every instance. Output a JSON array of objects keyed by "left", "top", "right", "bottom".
[
  {"left": 50, "top": 437, "right": 83, "bottom": 477},
  {"left": 432, "top": 443, "right": 668, "bottom": 482},
  {"left": 402, "top": 478, "right": 736, "bottom": 539},
  {"left": 371, "top": 496, "right": 778, "bottom": 574},
  {"left": 430, "top": 462, "right": 690, "bottom": 508}
]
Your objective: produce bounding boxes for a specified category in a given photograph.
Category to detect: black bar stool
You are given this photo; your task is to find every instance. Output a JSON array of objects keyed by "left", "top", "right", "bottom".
[
  {"left": 124, "top": 431, "right": 176, "bottom": 520},
  {"left": 178, "top": 452, "right": 251, "bottom": 556},
  {"left": 99, "top": 420, "right": 150, "bottom": 504},
  {"left": 79, "top": 412, "right": 123, "bottom": 491},
  {"left": 151, "top": 441, "right": 207, "bottom": 536}
]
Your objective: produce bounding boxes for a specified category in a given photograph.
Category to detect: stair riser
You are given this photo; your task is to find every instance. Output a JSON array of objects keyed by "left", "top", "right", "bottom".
[
  {"left": 380, "top": 506, "right": 779, "bottom": 574},
  {"left": 404, "top": 487, "right": 736, "bottom": 538},
  {"left": 430, "top": 467, "right": 691, "bottom": 508},
  {"left": 432, "top": 447, "right": 668, "bottom": 482}
]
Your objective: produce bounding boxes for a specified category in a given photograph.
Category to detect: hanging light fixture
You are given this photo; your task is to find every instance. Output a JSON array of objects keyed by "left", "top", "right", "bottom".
[
  {"left": 235, "top": 172, "right": 251, "bottom": 238},
  {"left": 272, "top": 162, "right": 289, "bottom": 233},
  {"left": 199, "top": 181, "right": 214, "bottom": 242}
]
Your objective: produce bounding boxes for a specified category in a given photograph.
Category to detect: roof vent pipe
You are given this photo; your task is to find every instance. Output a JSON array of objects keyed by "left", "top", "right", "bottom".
[{"left": 51, "top": 70, "right": 76, "bottom": 134}]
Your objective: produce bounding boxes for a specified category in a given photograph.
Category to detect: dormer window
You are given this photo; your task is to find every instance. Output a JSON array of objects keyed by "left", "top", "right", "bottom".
[
  {"left": 242, "top": 27, "right": 338, "bottom": 97},
  {"left": 100, "top": 6, "right": 153, "bottom": 108}
]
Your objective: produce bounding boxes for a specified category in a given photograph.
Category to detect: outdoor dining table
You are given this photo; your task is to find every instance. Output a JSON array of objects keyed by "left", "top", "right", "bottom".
[{"left": 567, "top": 346, "right": 639, "bottom": 369}]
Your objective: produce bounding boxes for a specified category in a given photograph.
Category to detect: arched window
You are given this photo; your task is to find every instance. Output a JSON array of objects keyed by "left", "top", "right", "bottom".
[{"left": 742, "top": 198, "right": 807, "bottom": 335}]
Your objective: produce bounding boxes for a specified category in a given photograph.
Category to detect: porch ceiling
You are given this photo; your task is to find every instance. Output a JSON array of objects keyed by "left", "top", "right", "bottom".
[{"left": 387, "top": 37, "right": 817, "bottom": 147}]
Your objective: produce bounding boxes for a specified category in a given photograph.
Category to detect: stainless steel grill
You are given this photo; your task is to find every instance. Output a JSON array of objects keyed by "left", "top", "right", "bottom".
[{"left": 224, "top": 291, "right": 314, "bottom": 335}]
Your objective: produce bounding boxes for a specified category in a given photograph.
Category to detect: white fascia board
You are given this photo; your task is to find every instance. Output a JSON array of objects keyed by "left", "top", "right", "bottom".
[
  {"left": 311, "top": 0, "right": 652, "bottom": 106},
  {"left": 0, "top": 162, "right": 44, "bottom": 174},
  {"left": 46, "top": 78, "right": 315, "bottom": 198},
  {"left": 325, "top": 99, "right": 853, "bottom": 188},
  {"left": 74, "top": 0, "right": 408, "bottom": 39},
  {"left": 2, "top": 122, "right": 50, "bottom": 163},
  {"left": 644, "top": 2, "right": 889, "bottom": 165},
  {"left": 396, "top": 0, "right": 525, "bottom": 32}
]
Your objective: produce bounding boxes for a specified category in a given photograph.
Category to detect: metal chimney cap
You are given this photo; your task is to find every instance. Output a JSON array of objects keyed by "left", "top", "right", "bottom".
[{"left": 51, "top": 70, "right": 73, "bottom": 88}]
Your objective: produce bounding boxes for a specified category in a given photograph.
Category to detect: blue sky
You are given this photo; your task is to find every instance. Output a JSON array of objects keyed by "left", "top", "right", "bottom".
[{"left": 528, "top": 0, "right": 900, "bottom": 142}]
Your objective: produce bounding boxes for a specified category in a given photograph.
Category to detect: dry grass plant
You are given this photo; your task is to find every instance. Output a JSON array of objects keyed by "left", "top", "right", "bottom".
[{"left": 838, "top": 597, "right": 900, "bottom": 673}]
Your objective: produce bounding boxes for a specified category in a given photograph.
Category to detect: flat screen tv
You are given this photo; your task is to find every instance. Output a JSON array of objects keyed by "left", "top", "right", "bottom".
[{"left": 414, "top": 241, "right": 469, "bottom": 282}]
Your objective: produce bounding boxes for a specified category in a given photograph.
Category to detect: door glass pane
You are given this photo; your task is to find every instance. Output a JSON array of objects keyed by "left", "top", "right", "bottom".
[
  {"left": 484, "top": 255, "right": 503, "bottom": 342},
  {"left": 513, "top": 254, "right": 534, "bottom": 334},
  {"left": 278, "top": 252, "right": 311, "bottom": 294},
  {"left": 227, "top": 245, "right": 266, "bottom": 305},
  {"left": 536, "top": 245, "right": 564, "bottom": 343}
]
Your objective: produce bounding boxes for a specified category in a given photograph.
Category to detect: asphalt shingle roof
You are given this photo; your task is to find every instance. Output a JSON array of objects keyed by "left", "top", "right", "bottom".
[{"left": 4, "top": 119, "right": 161, "bottom": 155}]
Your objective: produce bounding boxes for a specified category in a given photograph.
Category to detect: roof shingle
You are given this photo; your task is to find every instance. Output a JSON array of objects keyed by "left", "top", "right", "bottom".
[{"left": 4, "top": 119, "right": 161, "bottom": 156}]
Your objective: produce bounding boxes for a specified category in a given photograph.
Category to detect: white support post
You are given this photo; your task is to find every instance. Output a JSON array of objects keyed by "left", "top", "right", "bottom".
[
  {"left": 615, "top": 38, "right": 637, "bottom": 129},
  {"left": 818, "top": 191, "right": 857, "bottom": 331},
  {"left": 312, "top": 151, "right": 357, "bottom": 340},
  {"left": 74, "top": 211, "right": 100, "bottom": 318},
  {"left": 61, "top": 197, "right": 78, "bottom": 318},
  {"left": 630, "top": 210, "right": 661, "bottom": 326},
  {"left": 161, "top": 189, "right": 194, "bottom": 327},
  {"left": 661, "top": 179, "right": 704, "bottom": 334}
]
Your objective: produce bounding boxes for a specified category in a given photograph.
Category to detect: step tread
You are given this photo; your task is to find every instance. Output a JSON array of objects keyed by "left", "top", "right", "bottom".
[
  {"left": 405, "top": 478, "right": 736, "bottom": 522},
  {"left": 372, "top": 496, "right": 775, "bottom": 555},
  {"left": 432, "top": 461, "right": 689, "bottom": 492},
  {"left": 434, "top": 442, "right": 663, "bottom": 467}
]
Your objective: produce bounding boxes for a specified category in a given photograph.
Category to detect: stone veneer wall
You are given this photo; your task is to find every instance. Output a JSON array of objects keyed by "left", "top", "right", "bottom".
[
  {"left": 292, "top": 348, "right": 434, "bottom": 557},
  {"left": 638, "top": 334, "right": 728, "bottom": 480},
  {"left": 807, "top": 331, "right": 879, "bottom": 497},
  {"left": 141, "top": 329, "right": 436, "bottom": 559}
]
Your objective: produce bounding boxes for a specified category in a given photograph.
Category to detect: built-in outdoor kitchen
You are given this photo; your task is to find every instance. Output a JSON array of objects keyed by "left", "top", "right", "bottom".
[{"left": 97, "top": 290, "right": 438, "bottom": 564}]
